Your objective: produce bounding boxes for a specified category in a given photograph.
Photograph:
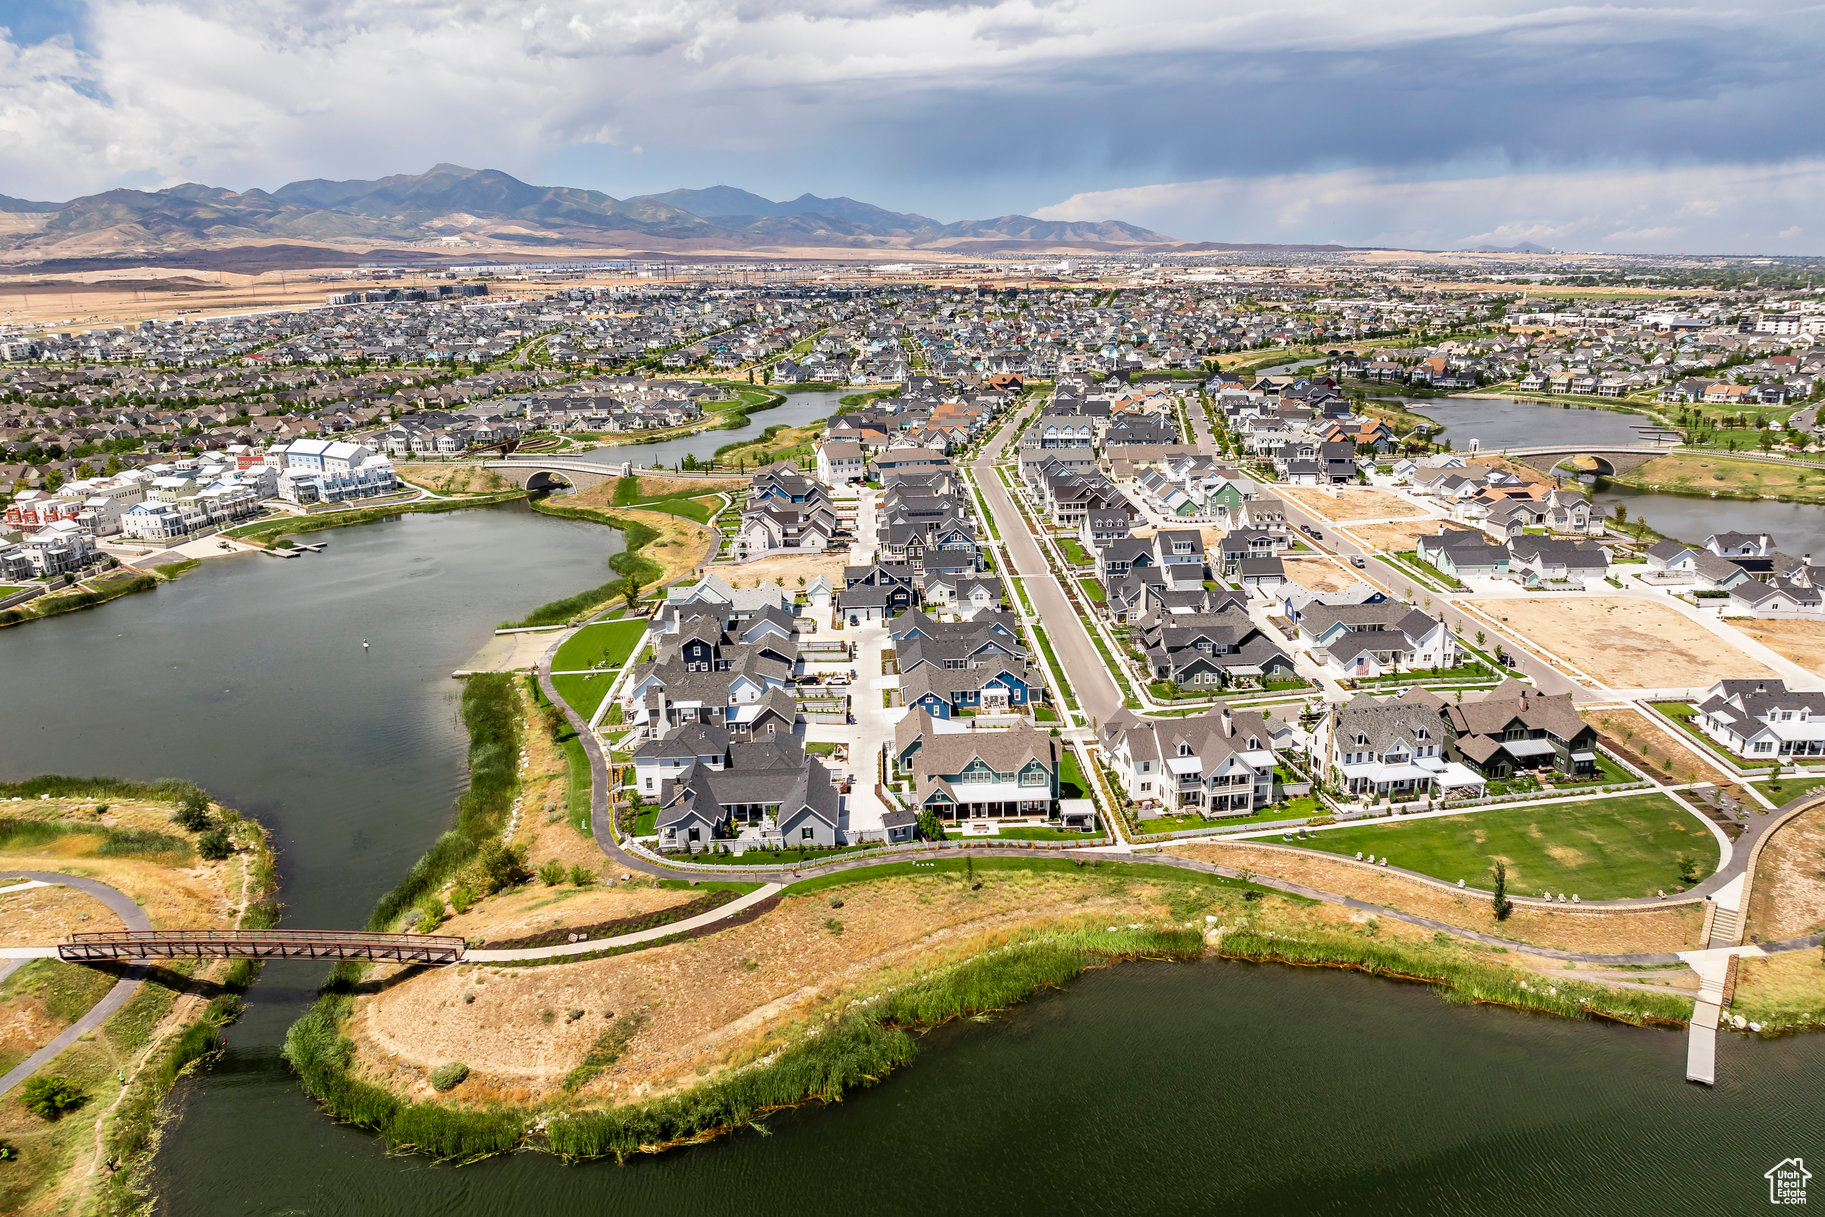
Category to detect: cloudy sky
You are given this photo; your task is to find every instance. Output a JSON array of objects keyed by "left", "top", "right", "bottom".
[{"left": 0, "top": 0, "right": 1819, "bottom": 253}]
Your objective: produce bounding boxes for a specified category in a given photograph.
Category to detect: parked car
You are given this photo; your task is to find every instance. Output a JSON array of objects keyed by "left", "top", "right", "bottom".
[{"left": 1350, "top": 555, "right": 1365, "bottom": 568}]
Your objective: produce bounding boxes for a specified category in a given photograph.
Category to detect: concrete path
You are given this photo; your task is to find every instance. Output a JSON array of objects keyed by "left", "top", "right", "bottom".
[
  {"left": 464, "top": 882, "right": 784, "bottom": 962},
  {"left": 0, "top": 871, "right": 151, "bottom": 1099}
]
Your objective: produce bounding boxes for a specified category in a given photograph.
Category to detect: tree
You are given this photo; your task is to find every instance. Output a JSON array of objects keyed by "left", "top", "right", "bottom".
[
  {"left": 172, "top": 787, "right": 214, "bottom": 832},
  {"left": 1475, "top": 630, "right": 1486, "bottom": 648},
  {"left": 1491, "top": 859, "right": 1513, "bottom": 920},
  {"left": 916, "top": 809, "right": 945, "bottom": 842},
  {"left": 1610, "top": 503, "right": 1627, "bottom": 525},
  {"left": 20, "top": 1075, "right": 85, "bottom": 1120},
  {"left": 622, "top": 573, "right": 644, "bottom": 610}
]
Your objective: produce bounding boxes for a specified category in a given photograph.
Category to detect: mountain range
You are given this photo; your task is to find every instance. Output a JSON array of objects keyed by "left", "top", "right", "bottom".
[{"left": 0, "top": 164, "right": 1178, "bottom": 265}]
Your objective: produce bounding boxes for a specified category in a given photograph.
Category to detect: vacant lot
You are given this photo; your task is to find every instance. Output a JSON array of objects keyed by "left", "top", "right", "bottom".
[
  {"left": 716, "top": 552, "right": 848, "bottom": 589},
  {"left": 1745, "top": 804, "right": 1825, "bottom": 941},
  {"left": 1726, "top": 618, "right": 1825, "bottom": 677},
  {"left": 1616, "top": 453, "right": 1825, "bottom": 505},
  {"left": 1284, "top": 556, "right": 1359, "bottom": 592},
  {"left": 1284, "top": 487, "right": 1428, "bottom": 521},
  {"left": 1282, "top": 794, "right": 1718, "bottom": 899},
  {"left": 1353, "top": 519, "right": 1450, "bottom": 552},
  {"left": 1491, "top": 596, "right": 1774, "bottom": 687},
  {"left": 1580, "top": 707, "right": 1739, "bottom": 791}
]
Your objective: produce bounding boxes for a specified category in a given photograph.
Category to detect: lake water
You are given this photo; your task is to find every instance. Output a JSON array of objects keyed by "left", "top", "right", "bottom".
[
  {"left": 575, "top": 386, "right": 851, "bottom": 470},
  {"left": 3, "top": 496, "right": 1821, "bottom": 1216},
  {"left": 1413, "top": 396, "right": 1825, "bottom": 552}
]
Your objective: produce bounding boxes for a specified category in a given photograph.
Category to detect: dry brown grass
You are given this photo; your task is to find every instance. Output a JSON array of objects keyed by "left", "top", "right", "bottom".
[
  {"left": 350, "top": 871, "right": 1192, "bottom": 1104},
  {"left": 1169, "top": 841, "right": 1705, "bottom": 954},
  {"left": 1745, "top": 805, "right": 1825, "bottom": 941},
  {"left": 1283, "top": 487, "right": 1428, "bottom": 521},
  {"left": 1727, "top": 618, "right": 1825, "bottom": 678},
  {"left": 1731, "top": 950, "right": 1825, "bottom": 1027},
  {"left": 1491, "top": 597, "right": 1774, "bottom": 688},
  {"left": 626, "top": 474, "right": 745, "bottom": 498},
  {"left": 394, "top": 463, "right": 513, "bottom": 495},
  {"left": 0, "top": 885, "right": 126, "bottom": 945}
]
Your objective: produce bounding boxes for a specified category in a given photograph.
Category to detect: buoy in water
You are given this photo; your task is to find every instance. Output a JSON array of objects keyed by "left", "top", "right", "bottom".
[{"left": 363, "top": 638, "right": 370, "bottom": 650}]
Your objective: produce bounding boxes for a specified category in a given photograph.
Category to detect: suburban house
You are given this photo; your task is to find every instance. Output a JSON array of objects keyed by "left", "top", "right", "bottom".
[
  {"left": 892, "top": 712, "right": 1061, "bottom": 822},
  {"left": 891, "top": 611, "right": 1038, "bottom": 717},
  {"left": 1691, "top": 679, "right": 1825, "bottom": 759},
  {"left": 654, "top": 734, "right": 843, "bottom": 853},
  {"left": 1098, "top": 705, "right": 1288, "bottom": 817},
  {"left": 1407, "top": 680, "right": 1600, "bottom": 780},
  {"left": 1297, "top": 602, "right": 1458, "bottom": 679},
  {"left": 1138, "top": 606, "right": 1297, "bottom": 688},
  {"left": 1326, "top": 695, "right": 1488, "bottom": 799}
]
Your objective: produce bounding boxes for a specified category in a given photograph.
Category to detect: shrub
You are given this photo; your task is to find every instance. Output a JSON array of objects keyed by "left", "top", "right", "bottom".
[
  {"left": 197, "top": 827, "right": 234, "bottom": 860},
  {"left": 567, "top": 864, "right": 595, "bottom": 887},
  {"left": 416, "top": 895, "right": 447, "bottom": 931},
  {"left": 477, "top": 840, "right": 531, "bottom": 893},
  {"left": 20, "top": 1075, "right": 85, "bottom": 1120},
  {"left": 0, "top": 1137, "right": 17, "bottom": 1161},
  {"left": 538, "top": 859, "right": 567, "bottom": 886},
  {"left": 428, "top": 1062, "right": 469, "bottom": 1092},
  {"left": 448, "top": 885, "right": 478, "bottom": 914},
  {"left": 173, "top": 787, "right": 214, "bottom": 832}
]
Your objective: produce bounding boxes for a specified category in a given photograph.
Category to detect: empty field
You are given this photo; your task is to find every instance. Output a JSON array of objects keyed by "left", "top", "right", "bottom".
[
  {"left": 1491, "top": 596, "right": 1774, "bottom": 688},
  {"left": 1284, "top": 487, "right": 1428, "bottom": 521}
]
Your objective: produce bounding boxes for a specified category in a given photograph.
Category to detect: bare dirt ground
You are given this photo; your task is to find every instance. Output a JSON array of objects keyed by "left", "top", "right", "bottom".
[
  {"left": 458, "top": 630, "right": 556, "bottom": 674},
  {"left": 1579, "top": 708, "right": 1741, "bottom": 793},
  {"left": 1491, "top": 597, "right": 1774, "bottom": 688},
  {"left": 1727, "top": 618, "right": 1825, "bottom": 678},
  {"left": 714, "top": 553, "right": 848, "bottom": 589},
  {"left": 1284, "top": 487, "right": 1428, "bottom": 521},
  {"left": 1169, "top": 841, "right": 1705, "bottom": 954},
  {"left": 1284, "top": 557, "right": 1358, "bottom": 593},
  {"left": 1468, "top": 455, "right": 1555, "bottom": 487},
  {"left": 1745, "top": 805, "right": 1825, "bottom": 941},
  {"left": 626, "top": 474, "right": 745, "bottom": 498},
  {"left": 558, "top": 491, "right": 714, "bottom": 587},
  {"left": 395, "top": 463, "right": 514, "bottom": 495},
  {"left": 1352, "top": 519, "right": 1450, "bottom": 552}
]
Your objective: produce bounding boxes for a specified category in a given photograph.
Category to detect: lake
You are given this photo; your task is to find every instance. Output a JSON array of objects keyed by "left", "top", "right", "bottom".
[
  {"left": 574, "top": 386, "right": 853, "bottom": 471},
  {"left": 1413, "top": 396, "right": 1825, "bottom": 551},
  {"left": 2, "top": 496, "right": 1819, "bottom": 1216}
]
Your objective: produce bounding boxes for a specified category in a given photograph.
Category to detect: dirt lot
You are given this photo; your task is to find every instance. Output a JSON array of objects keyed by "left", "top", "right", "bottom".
[
  {"left": 1580, "top": 708, "right": 1733, "bottom": 785},
  {"left": 1351, "top": 519, "right": 1450, "bottom": 552},
  {"left": 1283, "top": 487, "right": 1428, "bottom": 522},
  {"left": 1745, "top": 805, "right": 1825, "bottom": 941},
  {"left": 1284, "top": 556, "right": 1359, "bottom": 593},
  {"left": 1169, "top": 841, "right": 1705, "bottom": 954},
  {"left": 1490, "top": 597, "right": 1774, "bottom": 688},
  {"left": 714, "top": 553, "right": 849, "bottom": 589},
  {"left": 1727, "top": 618, "right": 1825, "bottom": 678},
  {"left": 394, "top": 463, "right": 514, "bottom": 495}
]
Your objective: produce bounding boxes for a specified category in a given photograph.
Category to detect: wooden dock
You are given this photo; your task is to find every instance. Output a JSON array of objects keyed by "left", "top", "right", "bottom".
[{"left": 1686, "top": 999, "right": 1719, "bottom": 1084}]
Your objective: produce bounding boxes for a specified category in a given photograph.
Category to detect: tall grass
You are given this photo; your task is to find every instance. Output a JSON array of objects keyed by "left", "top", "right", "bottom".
[
  {"left": 1217, "top": 929, "right": 1693, "bottom": 1026},
  {"left": 0, "top": 774, "right": 204, "bottom": 803},
  {"left": 0, "top": 817, "right": 192, "bottom": 861}
]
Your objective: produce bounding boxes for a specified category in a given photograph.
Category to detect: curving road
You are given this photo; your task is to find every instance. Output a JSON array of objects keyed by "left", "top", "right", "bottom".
[{"left": 0, "top": 872, "right": 150, "bottom": 1098}]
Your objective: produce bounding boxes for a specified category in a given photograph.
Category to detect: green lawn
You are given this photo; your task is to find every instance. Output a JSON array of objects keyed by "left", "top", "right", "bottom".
[
  {"left": 552, "top": 671, "right": 617, "bottom": 721},
  {"left": 995, "top": 824, "right": 1101, "bottom": 840},
  {"left": 553, "top": 618, "right": 647, "bottom": 673},
  {"left": 1058, "top": 749, "right": 1087, "bottom": 799},
  {"left": 1056, "top": 536, "right": 1091, "bottom": 566},
  {"left": 1760, "top": 774, "right": 1825, "bottom": 804},
  {"left": 560, "top": 733, "right": 591, "bottom": 832},
  {"left": 1286, "top": 794, "right": 1719, "bottom": 898},
  {"left": 1078, "top": 577, "right": 1106, "bottom": 603},
  {"left": 0, "top": 585, "right": 24, "bottom": 597}
]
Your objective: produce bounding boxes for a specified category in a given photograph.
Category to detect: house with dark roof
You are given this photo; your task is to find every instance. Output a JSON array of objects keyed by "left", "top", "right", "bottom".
[
  {"left": 1298, "top": 602, "right": 1457, "bottom": 679},
  {"left": 1409, "top": 680, "right": 1598, "bottom": 780},
  {"left": 1325, "top": 694, "right": 1487, "bottom": 799},
  {"left": 1693, "top": 678, "right": 1825, "bottom": 759},
  {"left": 1098, "top": 705, "right": 1287, "bottom": 816},
  {"left": 655, "top": 734, "right": 843, "bottom": 853},
  {"left": 892, "top": 712, "right": 1059, "bottom": 821}
]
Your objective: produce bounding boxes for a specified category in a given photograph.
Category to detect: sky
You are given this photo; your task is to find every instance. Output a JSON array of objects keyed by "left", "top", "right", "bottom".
[{"left": 0, "top": 0, "right": 1820, "bottom": 253}]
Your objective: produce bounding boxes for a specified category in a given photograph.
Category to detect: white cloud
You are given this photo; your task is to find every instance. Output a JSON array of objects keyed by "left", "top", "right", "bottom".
[
  {"left": 1033, "top": 161, "right": 1825, "bottom": 253},
  {"left": 0, "top": 0, "right": 1783, "bottom": 200}
]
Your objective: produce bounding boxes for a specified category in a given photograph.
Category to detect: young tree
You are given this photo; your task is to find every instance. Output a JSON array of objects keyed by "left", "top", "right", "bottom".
[
  {"left": 622, "top": 573, "right": 644, "bottom": 611},
  {"left": 1491, "top": 859, "right": 1513, "bottom": 920},
  {"left": 172, "top": 787, "right": 214, "bottom": 832}
]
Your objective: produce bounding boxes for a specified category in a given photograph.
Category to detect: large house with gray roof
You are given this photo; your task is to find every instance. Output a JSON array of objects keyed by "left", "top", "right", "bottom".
[
  {"left": 1692, "top": 678, "right": 1825, "bottom": 759},
  {"left": 654, "top": 734, "right": 842, "bottom": 853},
  {"left": 1298, "top": 601, "right": 1457, "bottom": 679},
  {"left": 892, "top": 712, "right": 1060, "bottom": 822},
  {"left": 1324, "top": 694, "right": 1487, "bottom": 799},
  {"left": 1098, "top": 705, "right": 1289, "bottom": 816}
]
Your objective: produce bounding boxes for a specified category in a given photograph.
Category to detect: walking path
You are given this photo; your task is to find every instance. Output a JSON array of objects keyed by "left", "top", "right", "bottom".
[
  {"left": 0, "top": 872, "right": 150, "bottom": 1098},
  {"left": 464, "top": 883, "right": 785, "bottom": 962}
]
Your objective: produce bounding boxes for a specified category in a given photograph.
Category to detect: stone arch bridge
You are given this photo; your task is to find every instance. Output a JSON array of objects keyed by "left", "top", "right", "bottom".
[
  {"left": 1453, "top": 445, "right": 1676, "bottom": 476},
  {"left": 481, "top": 458, "right": 623, "bottom": 493}
]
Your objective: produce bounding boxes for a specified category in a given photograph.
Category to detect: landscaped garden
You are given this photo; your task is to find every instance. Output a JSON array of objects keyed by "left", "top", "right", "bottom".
[
  {"left": 1282, "top": 793, "right": 1720, "bottom": 898},
  {"left": 1651, "top": 700, "right": 1778, "bottom": 770}
]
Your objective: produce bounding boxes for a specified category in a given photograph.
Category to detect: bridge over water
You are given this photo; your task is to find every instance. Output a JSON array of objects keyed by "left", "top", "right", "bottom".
[
  {"left": 58, "top": 929, "right": 466, "bottom": 966},
  {"left": 1450, "top": 444, "right": 1675, "bottom": 475}
]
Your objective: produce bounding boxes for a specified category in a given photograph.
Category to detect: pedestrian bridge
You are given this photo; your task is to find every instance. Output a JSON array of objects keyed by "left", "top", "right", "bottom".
[
  {"left": 1451, "top": 444, "right": 1675, "bottom": 475},
  {"left": 58, "top": 929, "right": 466, "bottom": 966},
  {"left": 481, "top": 457, "right": 623, "bottom": 493}
]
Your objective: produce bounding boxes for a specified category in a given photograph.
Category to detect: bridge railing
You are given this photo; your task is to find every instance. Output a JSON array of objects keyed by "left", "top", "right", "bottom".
[{"left": 58, "top": 929, "right": 466, "bottom": 964}]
